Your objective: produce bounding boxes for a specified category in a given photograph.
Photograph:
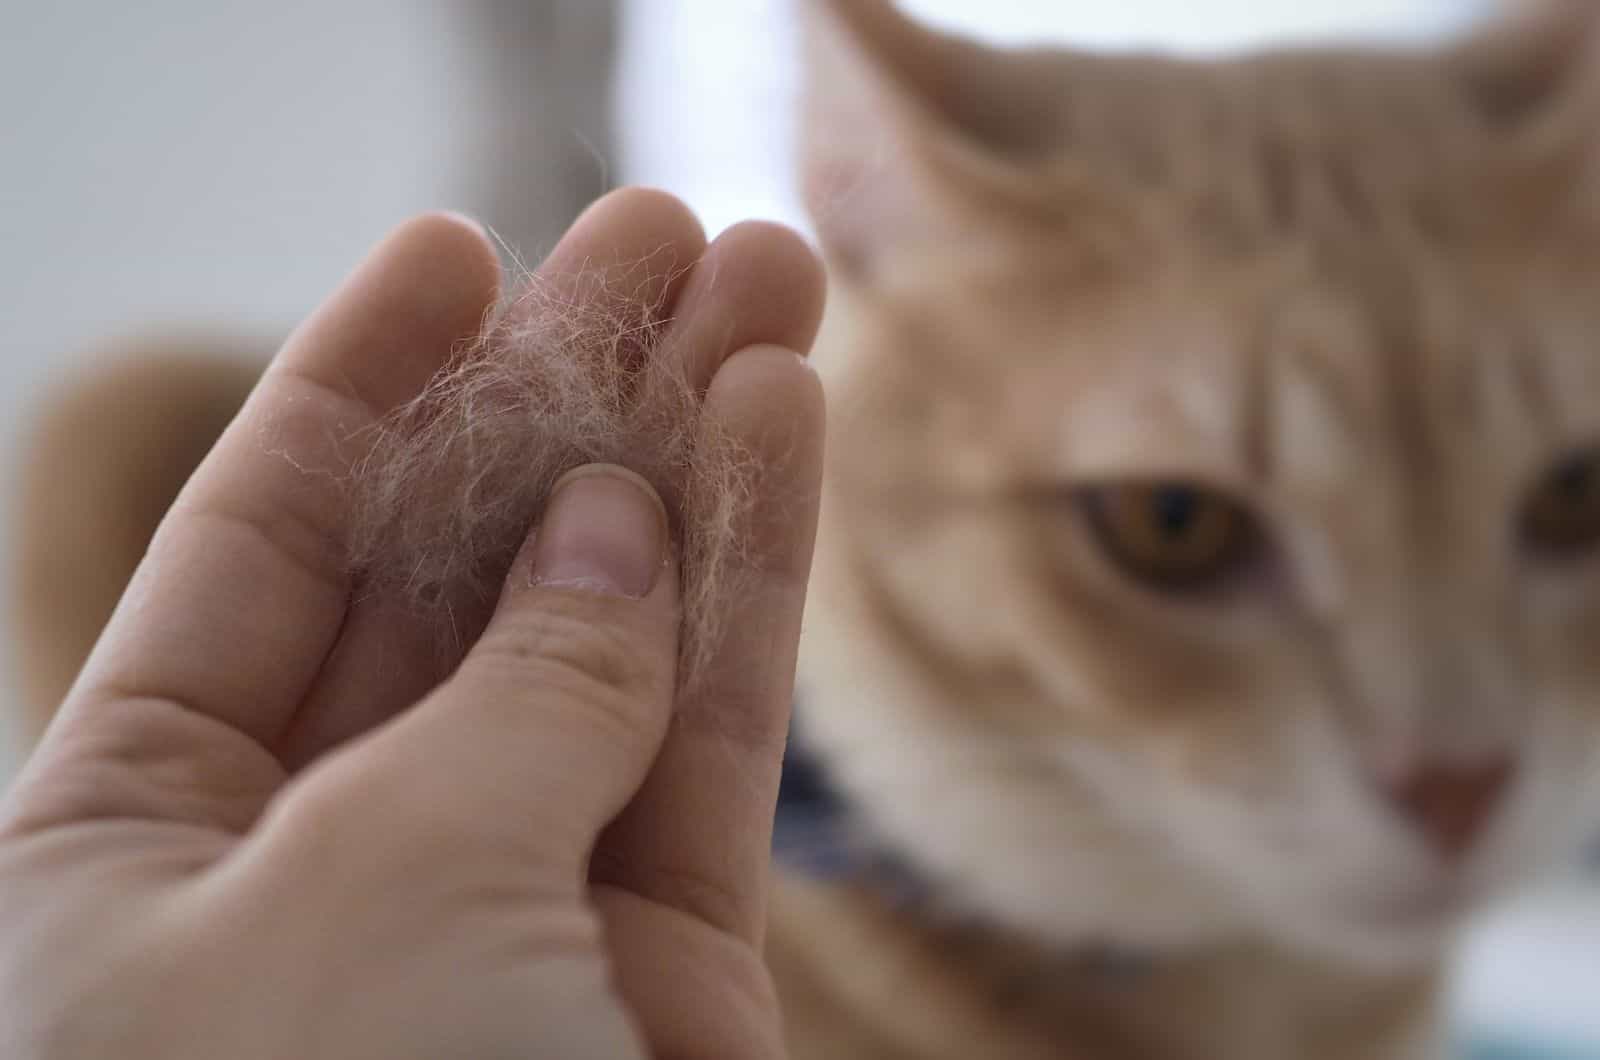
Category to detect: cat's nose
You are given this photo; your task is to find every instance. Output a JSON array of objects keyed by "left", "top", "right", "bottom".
[{"left": 1387, "top": 759, "right": 1512, "bottom": 861}]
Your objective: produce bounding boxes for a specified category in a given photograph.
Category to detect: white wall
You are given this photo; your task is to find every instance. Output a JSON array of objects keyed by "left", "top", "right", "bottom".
[{"left": 0, "top": 1, "right": 471, "bottom": 389}]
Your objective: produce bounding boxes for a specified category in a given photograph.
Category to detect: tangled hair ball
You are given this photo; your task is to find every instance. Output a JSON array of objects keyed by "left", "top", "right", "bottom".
[{"left": 347, "top": 251, "right": 757, "bottom": 688}]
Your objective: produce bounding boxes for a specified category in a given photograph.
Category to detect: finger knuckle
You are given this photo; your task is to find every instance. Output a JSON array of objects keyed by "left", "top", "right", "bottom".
[
  {"left": 262, "top": 756, "right": 378, "bottom": 854},
  {"left": 591, "top": 847, "right": 753, "bottom": 940},
  {"left": 265, "top": 755, "right": 466, "bottom": 882},
  {"left": 475, "top": 599, "right": 663, "bottom": 703}
]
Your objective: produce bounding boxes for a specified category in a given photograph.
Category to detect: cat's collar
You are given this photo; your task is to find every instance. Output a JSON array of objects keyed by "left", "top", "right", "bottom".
[
  {"left": 773, "top": 718, "right": 1157, "bottom": 983},
  {"left": 772, "top": 722, "right": 930, "bottom": 904}
]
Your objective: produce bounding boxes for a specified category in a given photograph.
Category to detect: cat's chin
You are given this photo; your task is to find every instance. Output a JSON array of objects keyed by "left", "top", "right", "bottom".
[{"left": 1264, "top": 886, "right": 1474, "bottom": 973}]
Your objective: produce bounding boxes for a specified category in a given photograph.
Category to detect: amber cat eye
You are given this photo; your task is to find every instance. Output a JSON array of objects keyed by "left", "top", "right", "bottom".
[
  {"left": 1521, "top": 447, "right": 1600, "bottom": 558},
  {"left": 1081, "top": 482, "right": 1256, "bottom": 591}
]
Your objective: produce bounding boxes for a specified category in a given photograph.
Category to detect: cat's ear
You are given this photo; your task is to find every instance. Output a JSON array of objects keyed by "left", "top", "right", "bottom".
[
  {"left": 798, "top": 0, "right": 1066, "bottom": 279},
  {"left": 1453, "top": 0, "right": 1599, "bottom": 129},
  {"left": 1454, "top": 1, "right": 1600, "bottom": 208}
]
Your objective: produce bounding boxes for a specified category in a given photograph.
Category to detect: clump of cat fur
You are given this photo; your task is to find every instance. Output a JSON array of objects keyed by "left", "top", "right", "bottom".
[{"left": 347, "top": 251, "right": 756, "bottom": 687}]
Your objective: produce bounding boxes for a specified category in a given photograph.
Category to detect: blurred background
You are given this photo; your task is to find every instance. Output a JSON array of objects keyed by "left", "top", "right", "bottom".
[{"left": 1, "top": 2, "right": 1594, "bottom": 1057}]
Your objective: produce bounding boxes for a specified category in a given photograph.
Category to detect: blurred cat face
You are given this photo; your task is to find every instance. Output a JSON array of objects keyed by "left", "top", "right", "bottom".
[{"left": 798, "top": 0, "right": 1600, "bottom": 968}]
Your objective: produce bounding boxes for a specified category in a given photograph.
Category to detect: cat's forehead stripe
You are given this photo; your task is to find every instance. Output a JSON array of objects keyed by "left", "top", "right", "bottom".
[
  {"left": 1260, "top": 334, "right": 1370, "bottom": 492},
  {"left": 1426, "top": 282, "right": 1600, "bottom": 464}
]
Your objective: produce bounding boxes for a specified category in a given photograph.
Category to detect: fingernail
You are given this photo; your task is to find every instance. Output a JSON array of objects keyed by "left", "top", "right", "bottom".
[{"left": 532, "top": 465, "right": 667, "bottom": 598}]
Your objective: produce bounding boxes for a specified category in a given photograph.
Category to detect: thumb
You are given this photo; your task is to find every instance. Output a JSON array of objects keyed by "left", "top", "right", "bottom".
[{"left": 311, "top": 464, "right": 680, "bottom": 875}]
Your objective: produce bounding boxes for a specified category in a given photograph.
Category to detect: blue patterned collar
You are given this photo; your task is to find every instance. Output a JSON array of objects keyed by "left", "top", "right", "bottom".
[
  {"left": 772, "top": 720, "right": 1156, "bottom": 982},
  {"left": 771, "top": 725, "right": 930, "bottom": 906}
]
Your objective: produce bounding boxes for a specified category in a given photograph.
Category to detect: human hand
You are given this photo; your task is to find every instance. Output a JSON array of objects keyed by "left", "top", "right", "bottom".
[{"left": 0, "top": 188, "right": 825, "bottom": 1059}]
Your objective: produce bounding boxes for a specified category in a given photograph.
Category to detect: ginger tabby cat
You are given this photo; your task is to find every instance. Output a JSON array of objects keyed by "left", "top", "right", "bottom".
[
  {"left": 774, "top": 2, "right": 1600, "bottom": 1057},
  {"left": 12, "top": 3, "right": 1600, "bottom": 1058}
]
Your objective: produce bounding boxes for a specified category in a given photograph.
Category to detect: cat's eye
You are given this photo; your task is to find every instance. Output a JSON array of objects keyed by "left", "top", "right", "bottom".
[
  {"left": 1080, "top": 481, "right": 1257, "bottom": 591},
  {"left": 1520, "top": 447, "right": 1600, "bottom": 558}
]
